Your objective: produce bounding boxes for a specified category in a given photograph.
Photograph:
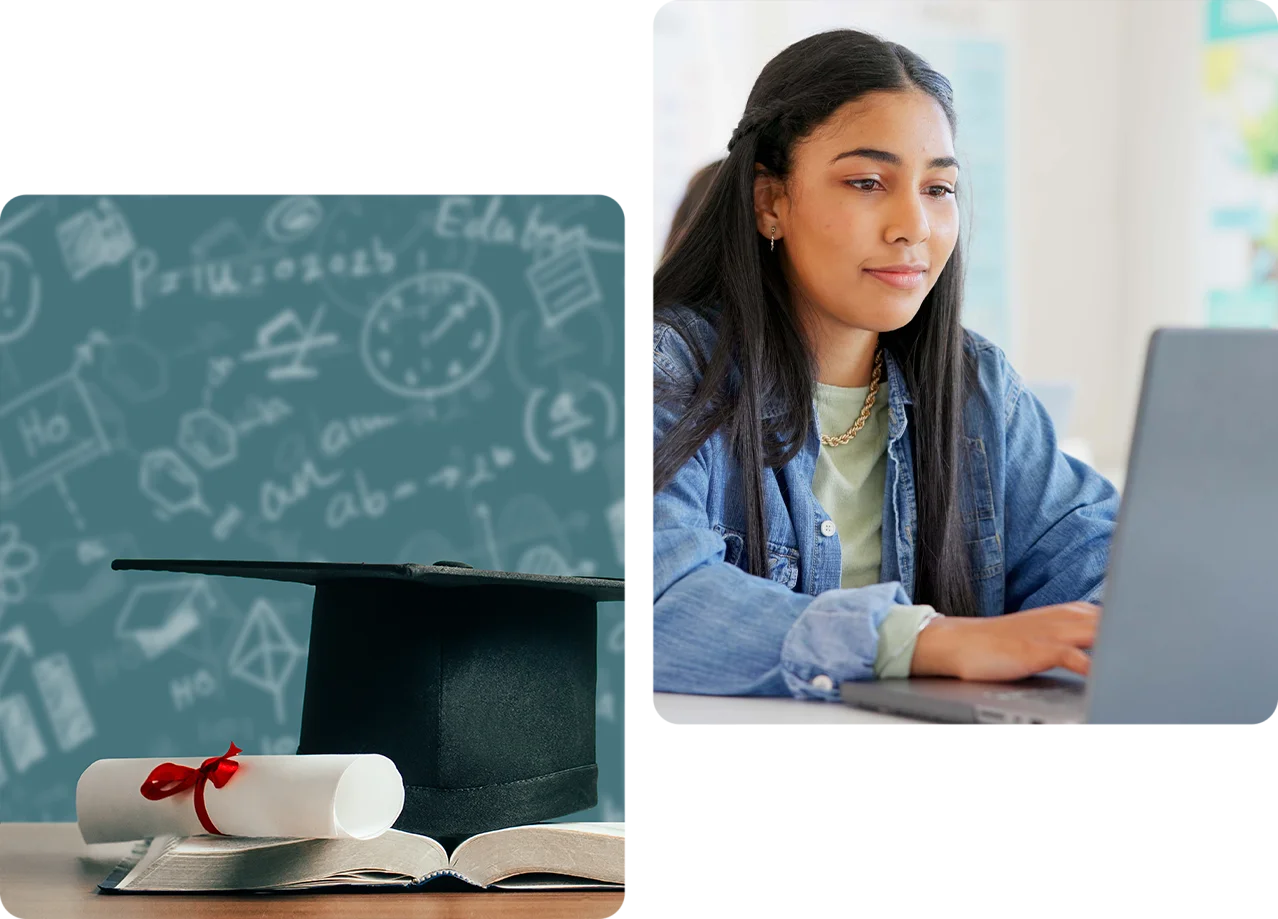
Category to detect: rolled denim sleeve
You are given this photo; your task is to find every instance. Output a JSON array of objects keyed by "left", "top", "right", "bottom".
[
  {"left": 873, "top": 604, "right": 939, "bottom": 678},
  {"left": 654, "top": 331, "right": 912, "bottom": 700},
  {"left": 1001, "top": 363, "right": 1120, "bottom": 612}
]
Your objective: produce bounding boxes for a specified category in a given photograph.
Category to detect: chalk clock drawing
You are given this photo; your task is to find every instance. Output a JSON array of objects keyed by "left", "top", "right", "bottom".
[{"left": 360, "top": 271, "right": 502, "bottom": 400}]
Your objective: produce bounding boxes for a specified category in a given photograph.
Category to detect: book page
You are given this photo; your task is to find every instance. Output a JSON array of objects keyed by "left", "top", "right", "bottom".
[
  {"left": 492, "top": 873, "right": 624, "bottom": 890},
  {"left": 112, "top": 829, "right": 449, "bottom": 892},
  {"left": 451, "top": 822, "right": 625, "bottom": 888},
  {"left": 107, "top": 836, "right": 179, "bottom": 890}
]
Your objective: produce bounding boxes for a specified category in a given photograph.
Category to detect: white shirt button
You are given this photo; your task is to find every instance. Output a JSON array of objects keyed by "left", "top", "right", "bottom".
[
  {"left": 820, "top": 519, "right": 837, "bottom": 537},
  {"left": 811, "top": 674, "right": 834, "bottom": 691}
]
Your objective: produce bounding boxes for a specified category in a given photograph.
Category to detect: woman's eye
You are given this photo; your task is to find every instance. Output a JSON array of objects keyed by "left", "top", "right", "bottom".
[{"left": 846, "top": 179, "right": 955, "bottom": 198}]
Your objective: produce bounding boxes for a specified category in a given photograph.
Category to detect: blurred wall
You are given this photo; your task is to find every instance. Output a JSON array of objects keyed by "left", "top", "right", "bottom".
[{"left": 1018, "top": 0, "right": 1202, "bottom": 488}]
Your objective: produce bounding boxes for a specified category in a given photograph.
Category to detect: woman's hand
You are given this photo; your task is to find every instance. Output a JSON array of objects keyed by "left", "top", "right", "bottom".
[{"left": 910, "top": 602, "right": 1100, "bottom": 681}]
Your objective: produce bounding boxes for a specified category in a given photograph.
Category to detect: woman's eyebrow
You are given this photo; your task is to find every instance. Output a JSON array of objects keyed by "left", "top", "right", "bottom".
[{"left": 829, "top": 147, "right": 960, "bottom": 171}]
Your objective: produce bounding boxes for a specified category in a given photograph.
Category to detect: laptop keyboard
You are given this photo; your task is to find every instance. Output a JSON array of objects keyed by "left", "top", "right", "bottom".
[{"left": 987, "top": 685, "right": 1084, "bottom": 706}]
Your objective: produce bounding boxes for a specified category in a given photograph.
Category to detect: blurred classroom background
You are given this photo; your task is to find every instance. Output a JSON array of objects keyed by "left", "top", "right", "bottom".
[{"left": 655, "top": 0, "right": 1278, "bottom": 491}]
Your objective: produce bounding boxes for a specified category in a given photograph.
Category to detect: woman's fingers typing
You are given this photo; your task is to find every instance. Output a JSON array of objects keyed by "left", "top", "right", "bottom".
[
  {"left": 1057, "top": 646, "right": 1092, "bottom": 677},
  {"left": 912, "top": 600, "right": 1104, "bottom": 681}
]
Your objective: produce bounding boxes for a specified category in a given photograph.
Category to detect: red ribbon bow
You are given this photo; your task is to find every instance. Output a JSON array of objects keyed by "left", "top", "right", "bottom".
[{"left": 139, "top": 742, "right": 242, "bottom": 835}]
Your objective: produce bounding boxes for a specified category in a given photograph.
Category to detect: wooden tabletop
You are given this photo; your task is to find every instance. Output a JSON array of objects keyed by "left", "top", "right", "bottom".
[{"left": 0, "top": 823, "right": 624, "bottom": 918}]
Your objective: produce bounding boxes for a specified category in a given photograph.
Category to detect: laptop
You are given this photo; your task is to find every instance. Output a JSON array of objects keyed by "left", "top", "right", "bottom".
[{"left": 840, "top": 327, "right": 1278, "bottom": 724}]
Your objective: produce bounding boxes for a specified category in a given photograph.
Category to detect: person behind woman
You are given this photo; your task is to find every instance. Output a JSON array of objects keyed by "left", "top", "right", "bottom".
[
  {"left": 653, "top": 29, "right": 1120, "bottom": 700},
  {"left": 663, "top": 159, "right": 725, "bottom": 260}
]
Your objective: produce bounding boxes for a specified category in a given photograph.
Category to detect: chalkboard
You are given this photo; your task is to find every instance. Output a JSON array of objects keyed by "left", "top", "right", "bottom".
[{"left": 0, "top": 195, "right": 625, "bottom": 824}]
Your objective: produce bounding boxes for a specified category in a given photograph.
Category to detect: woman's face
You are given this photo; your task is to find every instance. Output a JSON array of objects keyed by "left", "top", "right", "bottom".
[{"left": 758, "top": 90, "right": 960, "bottom": 336}]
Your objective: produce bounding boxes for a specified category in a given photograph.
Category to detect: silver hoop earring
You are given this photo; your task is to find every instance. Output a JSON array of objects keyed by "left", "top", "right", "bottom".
[{"left": 770, "top": 226, "right": 776, "bottom": 252}]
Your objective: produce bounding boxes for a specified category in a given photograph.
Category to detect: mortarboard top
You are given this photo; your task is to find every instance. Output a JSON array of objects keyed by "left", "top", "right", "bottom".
[{"left": 111, "top": 558, "right": 624, "bottom": 841}]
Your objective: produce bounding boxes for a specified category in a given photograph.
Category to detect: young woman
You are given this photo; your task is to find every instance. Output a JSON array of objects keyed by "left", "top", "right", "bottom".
[{"left": 653, "top": 29, "right": 1121, "bottom": 700}]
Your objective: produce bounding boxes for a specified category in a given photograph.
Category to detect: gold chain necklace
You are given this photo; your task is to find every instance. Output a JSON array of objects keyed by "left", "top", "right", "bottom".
[{"left": 819, "top": 347, "right": 884, "bottom": 447}]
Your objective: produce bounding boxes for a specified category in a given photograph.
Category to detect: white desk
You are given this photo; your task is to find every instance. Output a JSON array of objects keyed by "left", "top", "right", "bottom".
[{"left": 654, "top": 691, "right": 920, "bottom": 724}]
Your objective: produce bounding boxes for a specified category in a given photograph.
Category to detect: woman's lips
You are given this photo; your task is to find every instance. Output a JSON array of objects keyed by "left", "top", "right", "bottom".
[{"left": 864, "top": 269, "right": 925, "bottom": 290}]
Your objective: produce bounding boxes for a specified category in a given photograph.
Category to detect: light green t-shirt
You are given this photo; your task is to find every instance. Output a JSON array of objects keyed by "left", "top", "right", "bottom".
[{"left": 812, "top": 380, "right": 938, "bottom": 678}]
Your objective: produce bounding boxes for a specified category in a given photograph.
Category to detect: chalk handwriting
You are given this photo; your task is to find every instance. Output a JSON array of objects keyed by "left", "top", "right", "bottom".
[
  {"left": 523, "top": 380, "right": 617, "bottom": 473},
  {"left": 129, "top": 238, "right": 396, "bottom": 310},
  {"left": 426, "top": 445, "right": 518, "bottom": 492},
  {"left": 319, "top": 414, "right": 399, "bottom": 458},
  {"left": 433, "top": 197, "right": 623, "bottom": 259},
  {"left": 259, "top": 459, "right": 343, "bottom": 522},
  {"left": 325, "top": 471, "right": 420, "bottom": 529},
  {"left": 428, "top": 465, "right": 462, "bottom": 490},
  {"left": 170, "top": 669, "right": 218, "bottom": 713}
]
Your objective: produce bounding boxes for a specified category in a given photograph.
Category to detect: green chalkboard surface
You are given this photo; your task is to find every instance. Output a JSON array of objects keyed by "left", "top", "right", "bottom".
[{"left": 0, "top": 195, "right": 624, "bottom": 824}]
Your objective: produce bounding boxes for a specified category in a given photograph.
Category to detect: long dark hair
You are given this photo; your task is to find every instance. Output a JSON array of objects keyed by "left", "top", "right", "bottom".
[
  {"left": 663, "top": 159, "right": 724, "bottom": 259},
  {"left": 654, "top": 29, "right": 981, "bottom": 618}
]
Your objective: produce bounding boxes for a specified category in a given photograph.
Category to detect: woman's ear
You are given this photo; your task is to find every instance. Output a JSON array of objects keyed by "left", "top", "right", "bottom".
[{"left": 753, "top": 166, "right": 785, "bottom": 244}]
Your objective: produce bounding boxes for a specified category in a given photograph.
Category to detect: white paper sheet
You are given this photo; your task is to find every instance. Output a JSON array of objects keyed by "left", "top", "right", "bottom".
[{"left": 76, "top": 752, "right": 404, "bottom": 844}]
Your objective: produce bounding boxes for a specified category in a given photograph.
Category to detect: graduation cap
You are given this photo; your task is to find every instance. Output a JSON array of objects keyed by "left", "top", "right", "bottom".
[{"left": 110, "top": 558, "right": 624, "bottom": 840}]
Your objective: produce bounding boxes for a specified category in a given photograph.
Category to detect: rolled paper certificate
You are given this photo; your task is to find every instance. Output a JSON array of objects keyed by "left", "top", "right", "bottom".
[{"left": 76, "top": 751, "right": 405, "bottom": 844}]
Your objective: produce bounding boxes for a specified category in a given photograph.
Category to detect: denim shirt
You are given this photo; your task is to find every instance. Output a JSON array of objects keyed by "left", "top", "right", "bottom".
[{"left": 653, "top": 305, "right": 1121, "bottom": 700}]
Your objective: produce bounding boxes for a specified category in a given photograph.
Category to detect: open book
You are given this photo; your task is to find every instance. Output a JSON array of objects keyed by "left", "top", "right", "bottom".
[{"left": 99, "top": 823, "right": 624, "bottom": 892}]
